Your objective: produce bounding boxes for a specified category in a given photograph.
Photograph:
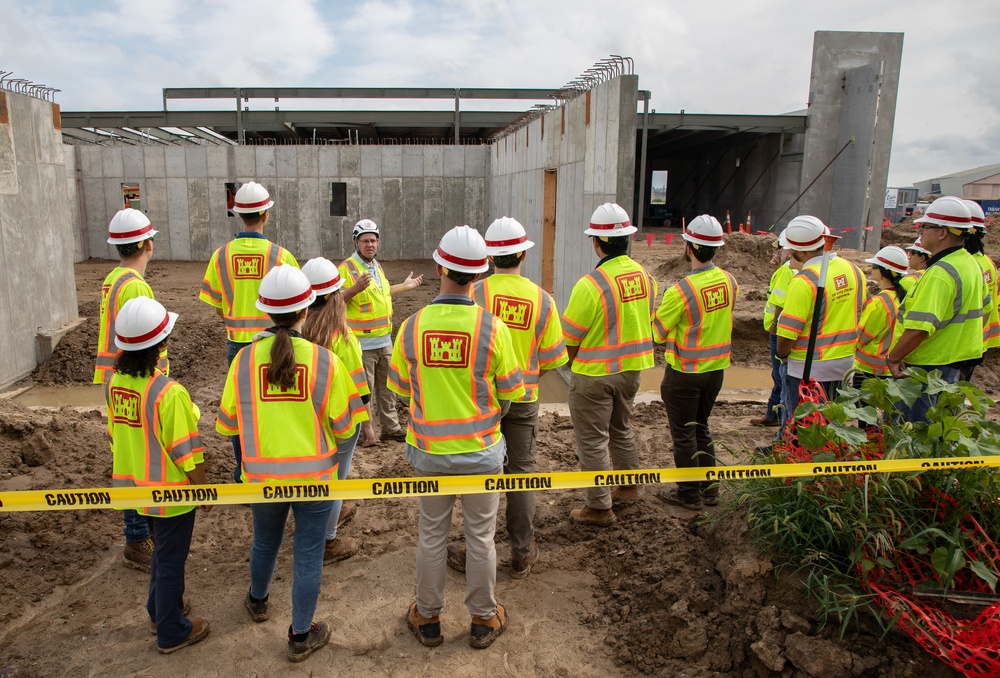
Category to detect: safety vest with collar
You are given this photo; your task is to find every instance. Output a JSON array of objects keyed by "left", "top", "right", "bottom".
[
  {"left": 106, "top": 371, "right": 204, "bottom": 518},
  {"left": 330, "top": 331, "right": 370, "bottom": 398},
  {"left": 387, "top": 300, "right": 525, "bottom": 454},
  {"left": 199, "top": 236, "right": 299, "bottom": 343},
  {"left": 776, "top": 256, "right": 867, "bottom": 364},
  {"left": 339, "top": 254, "right": 393, "bottom": 339},
  {"left": 561, "top": 255, "right": 658, "bottom": 377},
  {"left": 902, "top": 248, "right": 985, "bottom": 365},
  {"left": 763, "top": 262, "right": 795, "bottom": 333},
  {"left": 216, "top": 335, "right": 367, "bottom": 483},
  {"left": 653, "top": 264, "right": 739, "bottom": 373},
  {"left": 855, "top": 290, "right": 900, "bottom": 375},
  {"left": 94, "top": 267, "right": 168, "bottom": 384},
  {"left": 472, "top": 274, "right": 568, "bottom": 402},
  {"left": 973, "top": 252, "right": 1000, "bottom": 349},
  {"left": 889, "top": 272, "right": 923, "bottom": 350}
]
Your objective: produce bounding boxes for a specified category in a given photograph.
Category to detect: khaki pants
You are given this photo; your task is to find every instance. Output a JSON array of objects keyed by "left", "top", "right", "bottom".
[
  {"left": 362, "top": 345, "right": 402, "bottom": 433},
  {"left": 501, "top": 401, "right": 539, "bottom": 561},
  {"left": 568, "top": 371, "right": 641, "bottom": 510}
]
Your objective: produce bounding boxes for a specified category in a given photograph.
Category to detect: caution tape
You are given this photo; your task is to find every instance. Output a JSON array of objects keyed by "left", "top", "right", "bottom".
[{"left": 0, "top": 456, "right": 997, "bottom": 513}]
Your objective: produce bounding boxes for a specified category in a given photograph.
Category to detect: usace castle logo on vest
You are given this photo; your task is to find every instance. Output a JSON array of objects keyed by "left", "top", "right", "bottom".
[
  {"left": 110, "top": 388, "right": 142, "bottom": 427},
  {"left": 233, "top": 254, "right": 265, "bottom": 280},
  {"left": 615, "top": 272, "right": 648, "bottom": 303},
  {"left": 423, "top": 331, "right": 471, "bottom": 368},
  {"left": 701, "top": 283, "right": 731, "bottom": 312},
  {"left": 492, "top": 296, "right": 533, "bottom": 331},
  {"left": 258, "top": 364, "right": 309, "bottom": 401}
]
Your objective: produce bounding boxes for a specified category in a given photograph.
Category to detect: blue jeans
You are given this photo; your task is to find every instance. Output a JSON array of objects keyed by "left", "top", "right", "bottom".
[
  {"left": 781, "top": 374, "right": 839, "bottom": 428},
  {"left": 898, "top": 364, "right": 961, "bottom": 423},
  {"left": 146, "top": 510, "right": 196, "bottom": 649},
  {"left": 227, "top": 340, "right": 251, "bottom": 483},
  {"left": 764, "top": 334, "right": 782, "bottom": 419},
  {"left": 250, "top": 500, "right": 333, "bottom": 634},
  {"left": 123, "top": 508, "right": 150, "bottom": 542},
  {"left": 325, "top": 425, "right": 360, "bottom": 540}
]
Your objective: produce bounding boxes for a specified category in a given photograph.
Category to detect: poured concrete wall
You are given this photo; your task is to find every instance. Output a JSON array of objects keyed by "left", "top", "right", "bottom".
[
  {"left": 489, "top": 76, "right": 639, "bottom": 307},
  {"left": 72, "top": 144, "right": 489, "bottom": 264},
  {"left": 0, "top": 91, "right": 79, "bottom": 388}
]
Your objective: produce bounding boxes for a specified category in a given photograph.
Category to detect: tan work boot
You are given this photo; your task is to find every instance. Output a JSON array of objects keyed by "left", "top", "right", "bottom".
[
  {"left": 337, "top": 501, "right": 358, "bottom": 527},
  {"left": 407, "top": 602, "right": 443, "bottom": 647},
  {"left": 148, "top": 596, "right": 192, "bottom": 635},
  {"left": 123, "top": 538, "right": 154, "bottom": 572},
  {"left": 157, "top": 617, "right": 210, "bottom": 654},
  {"left": 611, "top": 485, "right": 638, "bottom": 504},
  {"left": 510, "top": 542, "right": 539, "bottom": 580},
  {"left": 570, "top": 506, "right": 616, "bottom": 527},
  {"left": 446, "top": 543, "right": 467, "bottom": 572},
  {"left": 470, "top": 603, "right": 508, "bottom": 649},
  {"left": 323, "top": 537, "right": 358, "bottom": 565}
]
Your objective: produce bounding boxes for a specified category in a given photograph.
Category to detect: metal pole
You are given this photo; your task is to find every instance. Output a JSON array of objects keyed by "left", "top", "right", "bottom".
[
  {"left": 235, "top": 89, "right": 244, "bottom": 145},
  {"left": 636, "top": 91, "right": 650, "bottom": 230},
  {"left": 454, "top": 88, "right": 460, "bottom": 145}
]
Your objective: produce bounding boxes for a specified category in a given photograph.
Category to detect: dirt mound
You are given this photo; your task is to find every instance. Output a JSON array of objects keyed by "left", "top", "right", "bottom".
[{"left": 651, "top": 231, "right": 779, "bottom": 290}]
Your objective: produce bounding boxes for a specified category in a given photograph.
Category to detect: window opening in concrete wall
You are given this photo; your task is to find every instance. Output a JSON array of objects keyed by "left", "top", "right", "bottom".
[
  {"left": 650, "top": 171, "right": 667, "bottom": 205},
  {"left": 122, "top": 183, "right": 141, "bottom": 210},
  {"left": 541, "top": 116, "right": 545, "bottom": 140},
  {"left": 542, "top": 169, "right": 557, "bottom": 293},
  {"left": 225, "top": 182, "right": 240, "bottom": 217},
  {"left": 561, "top": 108, "right": 565, "bottom": 135},
  {"left": 585, "top": 91, "right": 591, "bottom": 126},
  {"left": 329, "top": 181, "right": 347, "bottom": 217}
]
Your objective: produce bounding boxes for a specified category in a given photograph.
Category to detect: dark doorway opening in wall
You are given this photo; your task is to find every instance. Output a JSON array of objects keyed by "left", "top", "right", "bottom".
[
  {"left": 542, "top": 169, "right": 557, "bottom": 293},
  {"left": 225, "top": 182, "right": 239, "bottom": 217},
  {"left": 329, "top": 182, "right": 347, "bottom": 217}
]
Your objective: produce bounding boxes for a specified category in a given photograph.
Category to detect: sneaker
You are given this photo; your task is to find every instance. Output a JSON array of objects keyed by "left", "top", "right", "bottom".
[
  {"left": 244, "top": 590, "right": 270, "bottom": 622},
  {"left": 148, "top": 596, "right": 192, "bottom": 635},
  {"left": 323, "top": 537, "right": 358, "bottom": 565},
  {"left": 337, "top": 501, "right": 358, "bottom": 527},
  {"left": 406, "top": 602, "right": 443, "bottom": 647},
  {"left": 123, "top": 538, "right": 154, "bottom": 573},
  {"left": 446, "top": 543, "right": 467, "bottom": 573},
  {"left": 569, "top": 506, "right": 616, "bottom": 527},
  {"left": 510, "top": 542, "right": 539, "bottom": 580},
  {"left": 157, "top": 617, "right": 209, "bottom": 654},
  {"left": 610, "top": 485, "right": 638, "bottom": 504},
  {"left": 657, "top": 487, "right": 703, "bottom": 511},
  {"left": 749, "top": 415, "right": 780, "bottom": 427},
  {"left": 380, "top": 428, "right": 408, "bottom": 443},
  {"left": 470, "top": 603, "right": 508, "bottom": 649},
  {"left": 287, "top": 620, "right": 331, "bottom": 662}
]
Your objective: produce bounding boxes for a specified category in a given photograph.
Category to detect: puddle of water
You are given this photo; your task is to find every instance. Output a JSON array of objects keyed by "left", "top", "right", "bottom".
[
  {"left": 538, "top": 366, "right": 772, "bottom": 405},
  {"left": 10, "top": 384, "right": 105, "bottom": 409}
]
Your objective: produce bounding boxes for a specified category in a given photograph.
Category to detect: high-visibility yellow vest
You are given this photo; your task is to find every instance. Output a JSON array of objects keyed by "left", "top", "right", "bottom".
[
  {"left": 903, "top": 248, "right": 985, "bottom": 365},
  {"left": 330, "top": 331, "right": 370, "bottom": 398},
  {"left": 339, "top": 254, "right": 393, "bottom": 339},
  {"left": 776, "top": 256, "right": 867, "bottom": 364},
  {"left": 890, "top": 272, "right": 923, "bottom": 350},
  {"left": 472, "top": 273, "right": 568, "bottom": 402},
  {"left": 199, "top": 237, "right": 298, "bottom": 342},
  {"left": 94, "top": 268, "right": 168, "bottom": 384},
  {"left": 106, "top": 371, "right": 204, "bottom": 517},
  {"left": 974, "top": 252, "right": 1000, "bottom": 349},
  {"left": 763, "top": 262, "right": 794, "bottom": 333},
  {"left": 388, "top": 302, "right": 525, "bottom": 454},
  {"left": 216, "top": 336, "right": 367, "bottom": 483},
  {"left": 854, "top": 289, "right": 900, "bottom": 375},
  {"left": 562, "top": 256, "right": 658, "bottom": 377},
  {"left": 653, "top": 264, "right": 739, "bottom": 373}
]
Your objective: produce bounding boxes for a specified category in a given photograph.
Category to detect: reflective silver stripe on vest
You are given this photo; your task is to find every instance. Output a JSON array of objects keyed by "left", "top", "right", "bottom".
[
  {"left": 98, "top": 271, "right": 139, "bottom": 361},
  {"left": 582, "top": 270, "right": 622, "bottom": 374},
  {"left": 472, "top": 281, "right": 486, "bottom": 308},
  {"left": 95, "top": 355, "right": 117, "bottom": 368},
  {"left": 473, "top": 309, "right": 493, "bottom": 412},
  {"left": 200, "top": 280, "right": 222, "bottom": 302},
  {"left": 217, "top": 408, "right": 237, "bottom": 429},
  {"left": 348, "top": 317, "right": 389, "bottom": 330},
  {"left": 537, "top": 343, "right": 564, "bottom": 362},
  {"left": 144, "top": 375, "right": 173, "bottom": 482},
  {"left": 576, "top": 340, "right": 653, "bottom": 362},
  {"left": 234, "top": 345, "right": 258, "bottom": 459},
  {"left": 225, "top": 317, "right": 267, "bottom": 330},
  {"left": 242, "top": 457, "right": 335, "bottom": 477},
  {"left": 780, "top": 315, "right": 806, "bottom": 332},
  {"left": 168, "top": 436, "right": 204, "bottom": 464},
  {"left": 311, "top": 350, "right": 333, "bottom": 455},
  {"left": 907, "top": 260, "right": 974, "bottom": 330},
  {"left": 219, "top": 242, "right": 236, "bottom": 309},
  {"left": 409, "top": 415, "right": 502, "bottom": 439},
  {"left": 495, "top": 370, "right": 523, "bottom": 393}
]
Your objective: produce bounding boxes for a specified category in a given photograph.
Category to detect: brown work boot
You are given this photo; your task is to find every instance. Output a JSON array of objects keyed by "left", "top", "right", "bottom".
[
  {"left": 749, "top": 415, "right": 780, "bottom": 427},
  {"left": 148, "top": 596, "right": 192, "bottom": 635},
  {"left": 407, "top": 602, "right": 443, "bottom": 647},
  {"left": 337, "top": 501, "right": 358, "bottom": 527},
  {"left": 446, "top": 543, "right": 467, "bottom": 572},
  {"left": 123, "top": 538, "right": 154, "bottom": 572},
  {"left": 470, "top": 603, "right": 508, "bottom": 649},
  {"left": 611, "top": 485, "right": 638, "bottom": 504},
  {"left": 380, "top": 428, "right": 407, "bottom": 442},
  {"left": 323, "top": 537, "right": 358, "bottom": 565},
  {"left": 287, "top": 620, "right": 331, "bottom": 662},
  {"left": 658, "top": 487, "right": 703, "bottom": 511},
  {"left": 157, "top": 617, "right": 210, "bottom": 654},
  {"left": 570, "top": 506, "right": 616, "bottom": 527},
  {"left": 510, "top": 542, "right": 539, "bottom": 580}
]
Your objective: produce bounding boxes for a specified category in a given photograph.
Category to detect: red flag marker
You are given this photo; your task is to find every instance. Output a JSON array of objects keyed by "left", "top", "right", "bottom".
[
  {"left": 664, "top": 234, "right": 675, "bottom": 245},
  {"left": 842, "top": 227, "right": 854, "bottom": 233},
  {"left": 864, "top": 226, "right": 874, "bottom": 231},
  {"left": 646, "top": 233, "right": 655, "bottom": 248}
]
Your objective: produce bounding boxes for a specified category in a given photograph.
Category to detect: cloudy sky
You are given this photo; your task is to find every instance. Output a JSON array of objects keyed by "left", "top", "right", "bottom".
[{"left": 1, "top": 0, "right": 996, "bottom": 187}]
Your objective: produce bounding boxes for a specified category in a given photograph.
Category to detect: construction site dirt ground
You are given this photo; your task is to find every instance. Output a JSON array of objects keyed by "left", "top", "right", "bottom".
[{"left": 3, "top": 224, "right": 995, "bottom": 677}]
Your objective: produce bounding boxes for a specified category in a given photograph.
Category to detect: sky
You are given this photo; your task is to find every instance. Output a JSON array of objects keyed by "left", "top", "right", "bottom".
[{"left": 1, "top": 0, "right": 997, "bottom": 188}]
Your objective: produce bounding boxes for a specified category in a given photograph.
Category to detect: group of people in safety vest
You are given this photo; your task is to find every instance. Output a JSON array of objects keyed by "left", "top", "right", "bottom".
[{"left": 95, "top": 177, "right": 993, "bottom": 659}]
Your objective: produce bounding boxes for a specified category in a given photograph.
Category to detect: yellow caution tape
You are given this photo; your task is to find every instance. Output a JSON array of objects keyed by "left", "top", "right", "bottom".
[{"left": 0, "top": 456, "right": 997, "bottom": 513}]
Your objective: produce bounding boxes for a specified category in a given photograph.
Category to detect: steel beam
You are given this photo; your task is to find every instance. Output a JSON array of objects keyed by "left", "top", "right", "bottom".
[{"left": 163, "top": 86, "right": 560, "bottom": 102}]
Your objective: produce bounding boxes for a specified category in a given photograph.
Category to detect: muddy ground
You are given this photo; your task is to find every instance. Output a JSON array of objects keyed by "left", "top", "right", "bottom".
[{"left": 0, "top": 224, "right": 985, "bottom": 677}]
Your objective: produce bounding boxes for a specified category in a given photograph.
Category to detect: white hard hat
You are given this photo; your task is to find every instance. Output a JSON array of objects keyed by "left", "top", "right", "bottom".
[
  {"left": 585, "top": 203, "right": 637, "bottom": 237},
  {"left": 783, "top": 215, "right": 827, "bottom": 251},
  {"left": 107, "top": 208, "right": 158, "bottom": 245},
  {"left": 433, "top": 225, "right": 489, "bottom": 274},
  {"left": 256, "top": 264, "right": 316, "bottom": 314},
  {"left": 232, "top": 182, "right": 274, "bottom": 214},
  {"left": 914, "top": 196, "right": 973, "bottom": 229},
  {"left": 964, "top": 200, "right": 986, "bottom": 229},
  {"left": 301, "top": 257, "right": 344, "bottom": 295},
  {"left": 484, "top": 216, "right": 534, "bottom": 255},
  {"left": 776, "top": 229, "right": 789, "bottom": 249},
  {"left": 114, "top": 297, "right": 177, "bottom": 352},
  {"left": 907, "top": 238, "right": 931, "bottom": 256},
  {"left": 353, "top": 219, "right": 380, "bottom": 239},
  {"left": 865, "top": 245, "right": 909, "bottom": 275},
  {"left": 682, "top": 214, "right": 725, "bottom": 248}
]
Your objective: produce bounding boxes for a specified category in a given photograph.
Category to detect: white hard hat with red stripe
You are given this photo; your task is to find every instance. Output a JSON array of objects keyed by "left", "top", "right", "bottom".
[
  {"left": 353, "top": 219, "right": 380, "bottom": 239},
  {"left": 256, "top": 265, "right": 316, "bottom": 314},
  {"left": 964, "top": 200, "right": 986, "bottom": 229},
  {"left": 683, "top": 214, "right": 725, "bottom": 247},
  {"left": 485, "top": 216, "right": 534, "bottom": 255},
  {"left": 783, "top": 215, "right": 827, "bottom": 251},
  {"left": 433, "top": 225, "right": 489, "bottom": 274},
  {"left": 114, "top": 297, "right": 177, "bottom": 351},
  {"left": 907, "top": 238, "right": 930, "bottom": 256},
  {"left": 107, "top": 208, "right": 157, "bottom": 245},
  {"left": 301, "top": 257, "right": 344, "bottom": 295},
  {"left": 232, "top": 181, "right": 274, "bottom": 214},
  {"left": 914, "top": 196, "right": 973, "bottom": 229},
  {"left": 585, "top": 203, "right": 636, "bottom": 237},
  {"left": 864, "top": 246, "right": 909, "bottom": 275}
]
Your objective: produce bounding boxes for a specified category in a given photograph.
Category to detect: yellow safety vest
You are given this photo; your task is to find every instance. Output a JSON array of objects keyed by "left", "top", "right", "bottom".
[
  {"left": 854, "top": 290, "right": 900, "bottom": 375},
  {"left": 562, "top": 256, "right": 658, "bottom": 377},
  {"left": 330, "top": 331, "right": 370, "bottom": 398},
  {"left": 199, "top": 237, "right": 298, "bottom": 342},
  {"left": 216, "top": 336, "right": 367, "bottom": 483},
  {"left": 890, "top": 272, "right": 923, "bottom": 350},
  {"left": 472, "top": 274, "right": 568, "bottom": 402},
  {"left": 776, "top": 256, "right": 867, "bottom": 364},
  {"left": 106, "top": 372, "right": 203, "bottom": 518},
  {"left": 94, "top": 268, "right": 168, "bottom": 384},
  {"left": 763, "top": 262, "right": 794, "bottom": 333},
  {"left": 653, "top": 264, "right": 739, "bottom": 373},
  {"left": 974, "top": 252, "right": 1000, "bottom": 349},
  {"left": 388, "top": 302, "right": 525, "bottom": 454},
  {"left": 903, "top": 248, "right": 985, "bottom": 365},
  {"left": 339, "top": 255, "right": 393, "bottom": 339}
]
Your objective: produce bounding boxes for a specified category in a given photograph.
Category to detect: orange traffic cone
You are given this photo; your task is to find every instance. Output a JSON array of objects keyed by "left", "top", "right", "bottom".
[{"left": 725, "top": 210, "right": 732, "bottom": 234}]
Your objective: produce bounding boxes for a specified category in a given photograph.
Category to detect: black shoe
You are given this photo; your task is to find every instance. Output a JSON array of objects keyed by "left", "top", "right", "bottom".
[
  {"left": 657, "top": 487, "right": 703, "bottom": 511},
  {"left": 245, "top": 590, "right": 269, "bottom": 622},
  {"left": 287, "top": 621, "right": 331, "bottom": 662}
]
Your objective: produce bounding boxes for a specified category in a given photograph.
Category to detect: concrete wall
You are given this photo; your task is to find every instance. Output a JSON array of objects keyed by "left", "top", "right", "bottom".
[
  {"left": 72, "top": 144, "right": 489, "bottom": 264},
  {"left": 0, "top": 91, "right": 79, "bottom": 388},
  {"left": 489, "top": 76, "right": 639, "bottom": 307}
]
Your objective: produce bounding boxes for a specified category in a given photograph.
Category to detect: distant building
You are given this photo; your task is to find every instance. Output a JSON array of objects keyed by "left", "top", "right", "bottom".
[{"left": 914, "top": 164, "right": 1000, "bottom": 199}]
